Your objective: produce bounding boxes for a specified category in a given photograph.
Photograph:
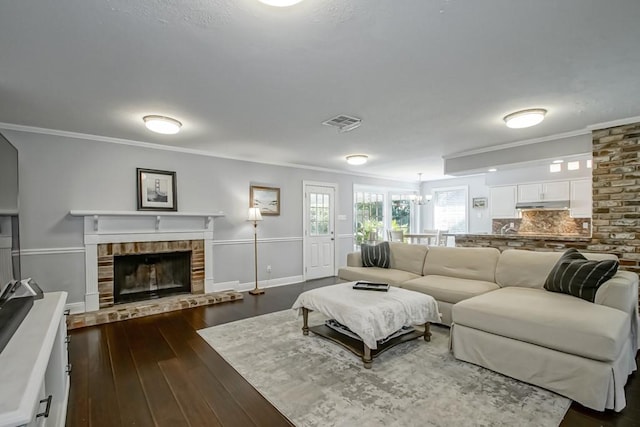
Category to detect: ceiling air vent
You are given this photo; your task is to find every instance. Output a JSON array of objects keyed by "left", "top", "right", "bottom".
[{"left": 322, "top": 115, "right": 362, "bottom": 133}]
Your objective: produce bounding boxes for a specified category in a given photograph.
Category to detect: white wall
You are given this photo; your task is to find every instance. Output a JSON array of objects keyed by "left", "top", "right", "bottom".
[
  {"left": 4, "top": 129, "right": 413, "bottom": 304},
  {"left": 422, "top": 175, "right": 492, "bottom": 234}
]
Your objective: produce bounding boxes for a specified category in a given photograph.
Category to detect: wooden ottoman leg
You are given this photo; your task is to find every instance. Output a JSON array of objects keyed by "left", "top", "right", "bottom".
[
  {"left": 423, "top": 322, "right": 431, "bottom": 342},
  {"left": 302, "top": 307, "right": 309, "bottom": 336},
  {"left": 363, "top": 344, "right": 372, "bottom": 369}
]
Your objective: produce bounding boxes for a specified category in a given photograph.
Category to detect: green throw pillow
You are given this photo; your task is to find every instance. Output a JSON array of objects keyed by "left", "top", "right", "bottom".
[
  {"left": 544, "top": 248, "right": 618, "bottom": 302},
  {"left": 361, "top": 242, "right": 390, "bottom": 268}
]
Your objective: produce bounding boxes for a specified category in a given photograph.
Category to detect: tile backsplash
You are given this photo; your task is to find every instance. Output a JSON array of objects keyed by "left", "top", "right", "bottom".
[{"left": 492, "top": 210, "right": 591, "bottom": 236}]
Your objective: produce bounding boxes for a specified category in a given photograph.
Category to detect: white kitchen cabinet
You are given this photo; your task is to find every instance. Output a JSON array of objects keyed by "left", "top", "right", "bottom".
[
  {"left": 0, "top": 292, "right": 69, "bottom": 427},
  {"left": 489, "top": 185, "right": 519, "bottom": 218},
  {"left": 570, "top": 179, "right": 592, "bottom": 218},
  {"left": 517, "top": 181, "right": 570, "bottom": 202}
]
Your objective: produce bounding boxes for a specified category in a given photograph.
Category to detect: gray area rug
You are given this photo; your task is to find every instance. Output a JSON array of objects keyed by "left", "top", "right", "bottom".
[{"left": 198, "top": 310, "right": 570, "bottom": 427}]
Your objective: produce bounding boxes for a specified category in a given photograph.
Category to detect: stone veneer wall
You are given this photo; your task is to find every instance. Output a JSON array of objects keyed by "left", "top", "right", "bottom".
[
  {"left": 97, "top": 239, "right": 205, "bottom": 308},
  {"left": 591, "top": 122, "right": 640, "bottom": 277}
]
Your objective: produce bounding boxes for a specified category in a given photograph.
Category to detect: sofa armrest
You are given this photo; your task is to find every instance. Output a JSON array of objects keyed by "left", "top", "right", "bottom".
[
  {"left": 594, "top": 270, "right": 639, "bottom": 313},
  {"left": 347, "top": 252, "right": 363, "bottom": 267}
]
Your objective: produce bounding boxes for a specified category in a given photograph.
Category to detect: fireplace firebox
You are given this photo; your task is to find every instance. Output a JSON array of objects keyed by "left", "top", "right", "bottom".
[{"left": 113, "top": 251, "right": 191, "bottom": 304}]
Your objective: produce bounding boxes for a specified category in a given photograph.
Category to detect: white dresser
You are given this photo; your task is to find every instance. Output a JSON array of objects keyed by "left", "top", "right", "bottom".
[{"left": 0, "top": 292, "right": 69, "bottom": 427}]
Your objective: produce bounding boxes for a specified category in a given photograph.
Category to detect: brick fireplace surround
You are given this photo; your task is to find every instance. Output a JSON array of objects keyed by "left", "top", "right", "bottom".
[
  {"left": 97, "top": 239, "right": 204, "bottom": 308},
  {"left": 67, "top": 211, "right": 242, "bottom": 329}
]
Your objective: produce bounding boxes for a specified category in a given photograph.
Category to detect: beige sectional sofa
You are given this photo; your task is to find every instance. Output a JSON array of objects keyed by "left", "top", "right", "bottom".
[{"left": 338, "top": 243, "right": 639, "bottom": 411}]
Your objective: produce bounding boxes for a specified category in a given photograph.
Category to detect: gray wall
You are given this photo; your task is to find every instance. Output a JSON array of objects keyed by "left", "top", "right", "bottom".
[{"left": 3, "top": 129, "right": 412, "bottom": 304}]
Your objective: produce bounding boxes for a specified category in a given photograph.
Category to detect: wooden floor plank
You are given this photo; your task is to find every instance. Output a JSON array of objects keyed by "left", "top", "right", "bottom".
[
  {"left": 158, "top": 358, "right": 223, "bottom": 427},
  {"left": 86, "top": 327, "right": 122, "bottom": 427},
  {"left": 124, "top": 316, "right": 190, "bottom": 427},
  {"left": 66, "top": 328, "right": 89, "bottom": 427},
  {"left": 105, "top": 322, "right": 155, "bottom": 427}
]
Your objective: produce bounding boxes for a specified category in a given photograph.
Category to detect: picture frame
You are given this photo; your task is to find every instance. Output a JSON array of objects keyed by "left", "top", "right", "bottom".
[
  {"left": 250, "top": 185, "right": 280, "bottom": 216},
  {"left": 472, "top": 197, "right": 487, "bottom": 209},
  {"left": 137, "top": 168, "right": 177, "bottom": 211}
]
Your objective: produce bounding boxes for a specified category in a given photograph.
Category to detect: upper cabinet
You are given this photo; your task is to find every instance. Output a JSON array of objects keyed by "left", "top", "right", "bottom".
[
  {"left": 489, "top": 185, "right": 519, "bottom": 218},
  {"left": 570, "top": 179, "right": 592, "bottom": 218},
  {"left": 517, "top": 181, "right": 570, "bottom": 202}
]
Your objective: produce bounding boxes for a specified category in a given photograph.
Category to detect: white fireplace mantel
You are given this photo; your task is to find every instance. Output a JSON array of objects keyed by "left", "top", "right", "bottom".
[{"left": 69, "top": 210, "right": 225, "bottom": 312}]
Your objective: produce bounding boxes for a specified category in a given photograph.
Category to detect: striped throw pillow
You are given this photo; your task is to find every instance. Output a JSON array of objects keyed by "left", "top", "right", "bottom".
[
  {"left": 544, "top": 248, "right": 618, "bottom": 302},
  {"left": 361, "top": 242, "right": 391, "bottom": 268}
]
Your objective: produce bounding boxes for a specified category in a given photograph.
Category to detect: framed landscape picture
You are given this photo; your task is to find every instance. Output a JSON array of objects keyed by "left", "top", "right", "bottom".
[
  {"left": 250, "top": 185, "right": 280, "bottom": 215},
  {"left": 137, "top": 168, "right": 177, "bottom": 211},
  {"left": 472, "top": 197, "right": 487, "bottom": 209}
]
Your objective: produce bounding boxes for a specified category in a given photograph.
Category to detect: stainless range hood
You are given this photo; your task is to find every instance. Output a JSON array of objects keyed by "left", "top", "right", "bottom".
[{"left": 515, "top": 200, "right": 570, "bottom": 210}]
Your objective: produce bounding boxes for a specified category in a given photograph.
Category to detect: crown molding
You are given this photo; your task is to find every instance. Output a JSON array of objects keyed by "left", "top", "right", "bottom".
[
  {"left": 445, "top": 114, "right": 640, "bottom": 160},
  {"left": 0, "top": 121, "right": 412, "bottom": 183},
  {"left": 587, "top": 115, "right": 640, "bottom": 131},
  {"left": 443, "top": 129, "right": 590, "bottom": 160}
]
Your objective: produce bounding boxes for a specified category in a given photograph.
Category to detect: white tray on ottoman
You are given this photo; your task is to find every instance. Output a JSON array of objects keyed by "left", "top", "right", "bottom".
[{"left": 291, "top": 282, "right": 441, "bottom": 368}]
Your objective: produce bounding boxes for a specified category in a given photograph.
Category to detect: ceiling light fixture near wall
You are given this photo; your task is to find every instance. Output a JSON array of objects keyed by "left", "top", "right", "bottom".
[
  {"left": 488, "top": 168, "right": 497, "bottom": 172},
  {"left": 503, "top": 108, "right": 547, "bottom": 129},
  {"left": 143, "top": 115, "right": 182, "bottom": 134},
  {"left": 258, "top": 0, "right": 304, "bottom": 6},
  {"left": 346, "top": 154, "right": 368, "bottom": 165},
  {"left": 552, "top": 159, "right": 564, "bottom": 164}
]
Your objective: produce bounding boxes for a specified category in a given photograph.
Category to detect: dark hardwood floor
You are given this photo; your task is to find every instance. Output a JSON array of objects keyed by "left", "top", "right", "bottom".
[{"left": 67, "top": 278, "right": 640, "bottom": 427}]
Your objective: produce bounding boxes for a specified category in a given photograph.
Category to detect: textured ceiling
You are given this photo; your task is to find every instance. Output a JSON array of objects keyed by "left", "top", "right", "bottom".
[{"left": 1, "top": 0, "right": 640, "bottom": 180}]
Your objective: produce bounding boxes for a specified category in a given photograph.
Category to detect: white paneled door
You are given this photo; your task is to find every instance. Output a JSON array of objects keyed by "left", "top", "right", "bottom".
[{"left": 304, "top": 183, "right": 336, "bottom": 280}]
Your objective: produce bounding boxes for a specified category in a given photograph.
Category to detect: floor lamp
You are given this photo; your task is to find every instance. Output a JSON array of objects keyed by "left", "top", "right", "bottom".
[{"left": 248, "top": 207, "right": 264, "bottom": 295}]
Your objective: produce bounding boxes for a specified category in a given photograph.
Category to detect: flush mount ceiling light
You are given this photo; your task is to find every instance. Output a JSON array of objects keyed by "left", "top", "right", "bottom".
[
  {"left": 503, "top": 108, "right": 547, "bottom": 129},
  {"left": 258, "top": 0, "right": 304, "bottom": 6},
  {"left": 346, "top": 154, "right": 368, "bottom": 165},
  {"left": 143, "top": 115, "right": 182, "bottom": 134}
]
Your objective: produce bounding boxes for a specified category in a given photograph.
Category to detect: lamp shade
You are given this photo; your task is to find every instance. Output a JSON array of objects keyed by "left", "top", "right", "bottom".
[{"left": 248, "top": 207, "right": 263, "bottom": 221}]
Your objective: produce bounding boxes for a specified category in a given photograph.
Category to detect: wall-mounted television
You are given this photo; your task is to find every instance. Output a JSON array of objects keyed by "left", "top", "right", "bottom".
[{"left": 0, "top": 132, "right": 30, "bottom": 354}]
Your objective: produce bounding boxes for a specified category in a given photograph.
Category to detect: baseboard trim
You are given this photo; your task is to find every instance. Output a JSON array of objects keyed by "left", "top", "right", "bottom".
[
  {"left": 65, "top": 301, "right": 86, "bottom": 314},
  {"left": 236, "top": 275, "right": 304, "bottom": 292}
]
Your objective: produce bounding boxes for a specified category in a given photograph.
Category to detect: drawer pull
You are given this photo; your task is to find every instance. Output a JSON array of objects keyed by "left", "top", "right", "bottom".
[
  {"left": 36, "top": 395, "right": 52, "bottom": 418},
  {"left": 66, "top": 363, "right": 72, "bottom": 374}
]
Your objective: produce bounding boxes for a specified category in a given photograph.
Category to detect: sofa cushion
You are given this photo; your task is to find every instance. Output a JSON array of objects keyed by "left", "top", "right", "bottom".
[
  {"left": 544, "top": 248, "right": 619, "bottom": 302},
  {"left": 389, "top": 242, "right": 428, "bottom": 275},
  {"left": 401, "top": 275, "right": 499, "bottom": 304},
  {"left": 452, "top": 287, "right": 630, "bottom": 362},
  {"left": 422, "top": 246, "right": 499, "bottom": 282},
  {"left": 496, "top": 249, "right": 619, "bottom": 289},
  {"left": 361, "top": 241, "right": 390, "bottom": 268},
  {"left": 337, "top": 266, "right": 420, "bottom": 286}
]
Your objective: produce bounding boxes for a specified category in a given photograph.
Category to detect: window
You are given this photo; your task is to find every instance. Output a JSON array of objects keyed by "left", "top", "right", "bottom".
[
  {"left": 309, "top": 192, "right": 330, "bottom": 236},
  {"left": 390, "top": 194, "right": 412, "bottom": 234},
  {"left": 353, "top": 189, "right": 416, "bottom": 247},
  {"left": 354, "top": 191, "right": 384, "bottom": 245},
  {"left": 433, "top": 186, "right": 467, "bottom": 233}
]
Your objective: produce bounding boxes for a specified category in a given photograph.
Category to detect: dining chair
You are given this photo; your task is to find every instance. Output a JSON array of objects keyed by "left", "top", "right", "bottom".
[
  {"left": 389, "top": 230, "right": 404, "bottom": 242},
  {"left": 422, "top": 229, "right": 440, "bottom": 246},
  {"left": 437, "top": 229, "right": 449, "bottom": 246}
]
